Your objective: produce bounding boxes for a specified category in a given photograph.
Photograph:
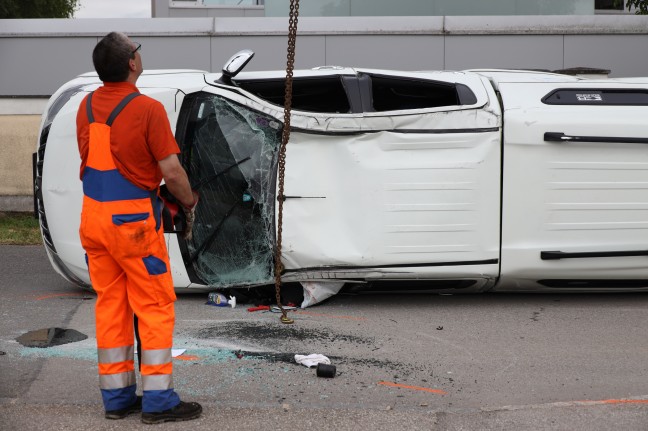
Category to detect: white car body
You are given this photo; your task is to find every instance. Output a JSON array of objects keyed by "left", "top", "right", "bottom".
[{"left": 34, "top": 57, "right": 648, "bottom": 293}]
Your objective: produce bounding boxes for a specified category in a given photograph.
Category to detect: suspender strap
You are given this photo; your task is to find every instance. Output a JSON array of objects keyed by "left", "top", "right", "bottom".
[
  {"left": 85, "top": 91, "right": 141, "bottom": 125},
  {"left": 106, "top": 92, "right": 141, "bottom": 126},
  {"left": 86, "top": 92, "right": 95, "bottom": 123}
]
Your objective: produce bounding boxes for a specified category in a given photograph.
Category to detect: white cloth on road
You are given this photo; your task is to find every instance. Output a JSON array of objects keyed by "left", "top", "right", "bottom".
[{"left": 294, "top": 354, "right": 331, "bottom": 368}]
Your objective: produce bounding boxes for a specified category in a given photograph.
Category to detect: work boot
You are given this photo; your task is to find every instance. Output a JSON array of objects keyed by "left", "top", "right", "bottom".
[
  {"left": 105, "top": 395, "right": 143, "bottom": 419},
  {"left": 141, "top": 401, "right": 202, "bottom": 424}
]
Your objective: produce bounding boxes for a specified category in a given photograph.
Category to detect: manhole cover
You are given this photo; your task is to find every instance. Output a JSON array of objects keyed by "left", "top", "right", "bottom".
[{"left": 16, "top": 328, "right": 88, "bottom": 348}]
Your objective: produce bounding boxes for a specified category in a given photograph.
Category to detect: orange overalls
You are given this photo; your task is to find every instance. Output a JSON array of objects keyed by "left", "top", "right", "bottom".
[{"left": 79, "top": 92, "right": 180, "bottom": 413}]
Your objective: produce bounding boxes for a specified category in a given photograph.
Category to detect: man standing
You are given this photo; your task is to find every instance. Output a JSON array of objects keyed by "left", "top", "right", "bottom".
[{"left": 76, "top": 32, "right": 202, "bottom": 424}]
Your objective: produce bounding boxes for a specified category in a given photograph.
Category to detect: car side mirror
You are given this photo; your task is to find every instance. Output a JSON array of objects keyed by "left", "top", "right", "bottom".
[{"left": 219, "top": 49, "right": 255, "bottom": 85}]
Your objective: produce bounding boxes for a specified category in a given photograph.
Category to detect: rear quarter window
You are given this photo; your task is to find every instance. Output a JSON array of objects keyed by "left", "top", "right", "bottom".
[{"left": 368, "top": 74, "right": 478, "bottom": 111}]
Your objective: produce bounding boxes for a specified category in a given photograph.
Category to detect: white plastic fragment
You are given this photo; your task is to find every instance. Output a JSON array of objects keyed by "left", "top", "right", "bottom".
[
  {"left": 294, "top": 353, "right": 331, "bottom": 368},
  {"left": 171, "top": 349, "right": 186, "bottom": 357},
  {"left": 300, "top": 281, "right": 345, "bottom": 308}
]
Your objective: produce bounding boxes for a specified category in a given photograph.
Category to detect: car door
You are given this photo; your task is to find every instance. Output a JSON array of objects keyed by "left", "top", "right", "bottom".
[
  {"left": 499, "top": 82, "right": 648, "bottom": 288},
  {"left": 279, "top": 71, "right": 503, "bottom": 284}
]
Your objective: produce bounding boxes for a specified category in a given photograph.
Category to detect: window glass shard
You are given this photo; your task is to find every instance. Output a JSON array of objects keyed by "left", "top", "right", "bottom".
[{"left": 184, "top": 93, "right": 281, "bottom": 287}]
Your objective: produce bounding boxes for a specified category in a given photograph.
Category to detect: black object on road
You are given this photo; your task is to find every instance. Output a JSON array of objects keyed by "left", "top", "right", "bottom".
[{"left": 316, "top": 363, "right": 336, "bottom": 378}]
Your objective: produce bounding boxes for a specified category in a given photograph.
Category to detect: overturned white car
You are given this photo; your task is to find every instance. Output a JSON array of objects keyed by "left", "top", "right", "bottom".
[{"left": 34, "top": 51, "right": 648, "bottom": 296}]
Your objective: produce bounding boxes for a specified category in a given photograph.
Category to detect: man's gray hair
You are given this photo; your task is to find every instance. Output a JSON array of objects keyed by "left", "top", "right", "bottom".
[{"left": 92, "top": 32, "right": 134, "bottom": 83}]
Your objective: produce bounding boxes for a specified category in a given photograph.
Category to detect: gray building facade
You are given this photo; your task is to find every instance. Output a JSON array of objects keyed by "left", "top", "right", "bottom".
[
  {"left": 2, "top": 15, "right": 648, "bottom": 98},
  {"left": 155, "top": 0, "right": 632, "bottom": 18}
]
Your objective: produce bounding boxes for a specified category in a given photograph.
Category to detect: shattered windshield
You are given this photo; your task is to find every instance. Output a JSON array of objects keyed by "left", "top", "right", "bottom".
[{"left": 182, "top": 92, "right": 281, "bottom": 287}]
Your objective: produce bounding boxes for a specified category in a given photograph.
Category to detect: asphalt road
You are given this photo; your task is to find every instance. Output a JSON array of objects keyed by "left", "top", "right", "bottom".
[{"left": 1, "top": 245, "right": 648, "bottom": 430}]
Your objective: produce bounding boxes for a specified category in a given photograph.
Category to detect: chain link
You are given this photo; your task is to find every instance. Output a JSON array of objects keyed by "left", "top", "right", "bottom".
[{"left": 274, "top": 0, "right": 300, "bottom": 324}]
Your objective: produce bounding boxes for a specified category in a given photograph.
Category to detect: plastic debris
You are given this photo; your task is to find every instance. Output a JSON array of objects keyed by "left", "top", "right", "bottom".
[
  {"left": 316, "top": 363, "right": 336, "bottom": 378},
  {"left": 270, "top": 305, "right": 298, "bottom": 313},
  {"left": 171, "top": 349, "right": 186, "bottom": 357},
  {"left": 300, "top": 281, "right": 344, "bottom": 308},
  {"left": 294, "top": 353, "right": 331, "bottom": 368},
  {"left": 206, "top": 292, "right": 236, "bottom": 308}
]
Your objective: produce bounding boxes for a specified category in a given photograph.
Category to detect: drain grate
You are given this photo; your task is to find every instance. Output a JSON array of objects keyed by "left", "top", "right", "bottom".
[{"left": 16, "top": 328, "right": 88, "bottom": 348}]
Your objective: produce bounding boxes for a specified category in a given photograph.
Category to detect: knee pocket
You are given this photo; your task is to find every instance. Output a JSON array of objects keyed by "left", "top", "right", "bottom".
[{"left": 142, "top": 255, "right": 176, "bottom": 306}]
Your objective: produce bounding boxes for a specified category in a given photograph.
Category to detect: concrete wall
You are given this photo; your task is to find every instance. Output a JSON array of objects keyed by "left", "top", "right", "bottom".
[
  {"left": 0, "top": 99, "right": 46, "bottom": 211},
  {"left": 1, "top": 15, "right": 647, "bottom": 211},
  {"left": 0, "top": 115, "right": 39, "bottom": 211},
  {"left": 0, "top": 115, "right": 39, "bottom": 196}
]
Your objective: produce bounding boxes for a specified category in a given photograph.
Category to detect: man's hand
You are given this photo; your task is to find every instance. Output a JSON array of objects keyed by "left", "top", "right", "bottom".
[
  {"left": 159, "top": 154, "right": 197, "bottom": 240},
  {"left": 181, "top": 191, "right": 199, "bottom": 241}
]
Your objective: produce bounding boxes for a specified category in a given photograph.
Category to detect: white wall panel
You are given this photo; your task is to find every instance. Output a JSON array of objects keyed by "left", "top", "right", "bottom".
[
  {"left": 565, "top": 35, "right": 648, "bottom": 78},
  {"left": 135, "top": 36, "right": 211, "bottom": 71},
  {"left": 211, "top": 35, "right": 325, "bottom": 71},
  {"left": 0, "top": 37, "right": 96, "bottom": 96},
  {"left": 445, "top": 35, "right": 564, "bottom": 71},
  {"left": 325, "top": 35, "right": 445, "bottom": 70}
]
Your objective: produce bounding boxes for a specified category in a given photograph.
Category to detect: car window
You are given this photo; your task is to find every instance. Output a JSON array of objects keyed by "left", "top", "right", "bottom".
[
  {"left": 233, "top": 73, "right": 479, "bottom": 114},
  {"left": 235, "top": 76, "right": 350, "bottom": 113},
  {"left": 366, "top": 73, "right": 478, "bottom": 111},
  {"left": 179, "top": 92, "right": 280, "bottom": 287}
]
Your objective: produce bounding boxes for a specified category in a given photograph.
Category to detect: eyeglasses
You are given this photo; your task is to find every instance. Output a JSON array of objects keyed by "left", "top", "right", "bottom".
[{"left": 131, "top": 42, "right": 141, "bottom": 57}]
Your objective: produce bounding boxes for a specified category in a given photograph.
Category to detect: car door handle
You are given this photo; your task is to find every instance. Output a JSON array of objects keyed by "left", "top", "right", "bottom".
[
  {"left": 280, "top": 196, "right": 326, "bottom": 201},
  {"left": 541, "top": 249, "right": 648, "bottom": 260},
  {"left": 544, "top": 132, "right": 648, "bottom": 144}
]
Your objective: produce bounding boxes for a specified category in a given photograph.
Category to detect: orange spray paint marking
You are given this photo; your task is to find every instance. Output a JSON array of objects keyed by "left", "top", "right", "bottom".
[
  {"left": 35, "top": 293, "right": 92, "bottom": 301},
  {"left": 579, "top": 399, "right": 648, "bottom": 405},
  {"left": 378, "top": 381, "right": 447, "bottom": 395},
  {"left": 174, "top": 354, "right": 199, "bottom": 361},
  {"left": 293, "top": 311, "right": 366, "bottom": 321}
]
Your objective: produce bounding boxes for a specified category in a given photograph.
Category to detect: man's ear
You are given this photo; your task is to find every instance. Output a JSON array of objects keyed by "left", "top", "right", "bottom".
[{"left": 129, "top": 58, "right": 136, "bottom": 71}]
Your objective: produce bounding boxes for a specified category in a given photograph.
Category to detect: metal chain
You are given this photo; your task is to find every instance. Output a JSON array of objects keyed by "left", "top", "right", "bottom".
[{"left": 274, "top": 0, "right": 300, "bottom": 324}]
